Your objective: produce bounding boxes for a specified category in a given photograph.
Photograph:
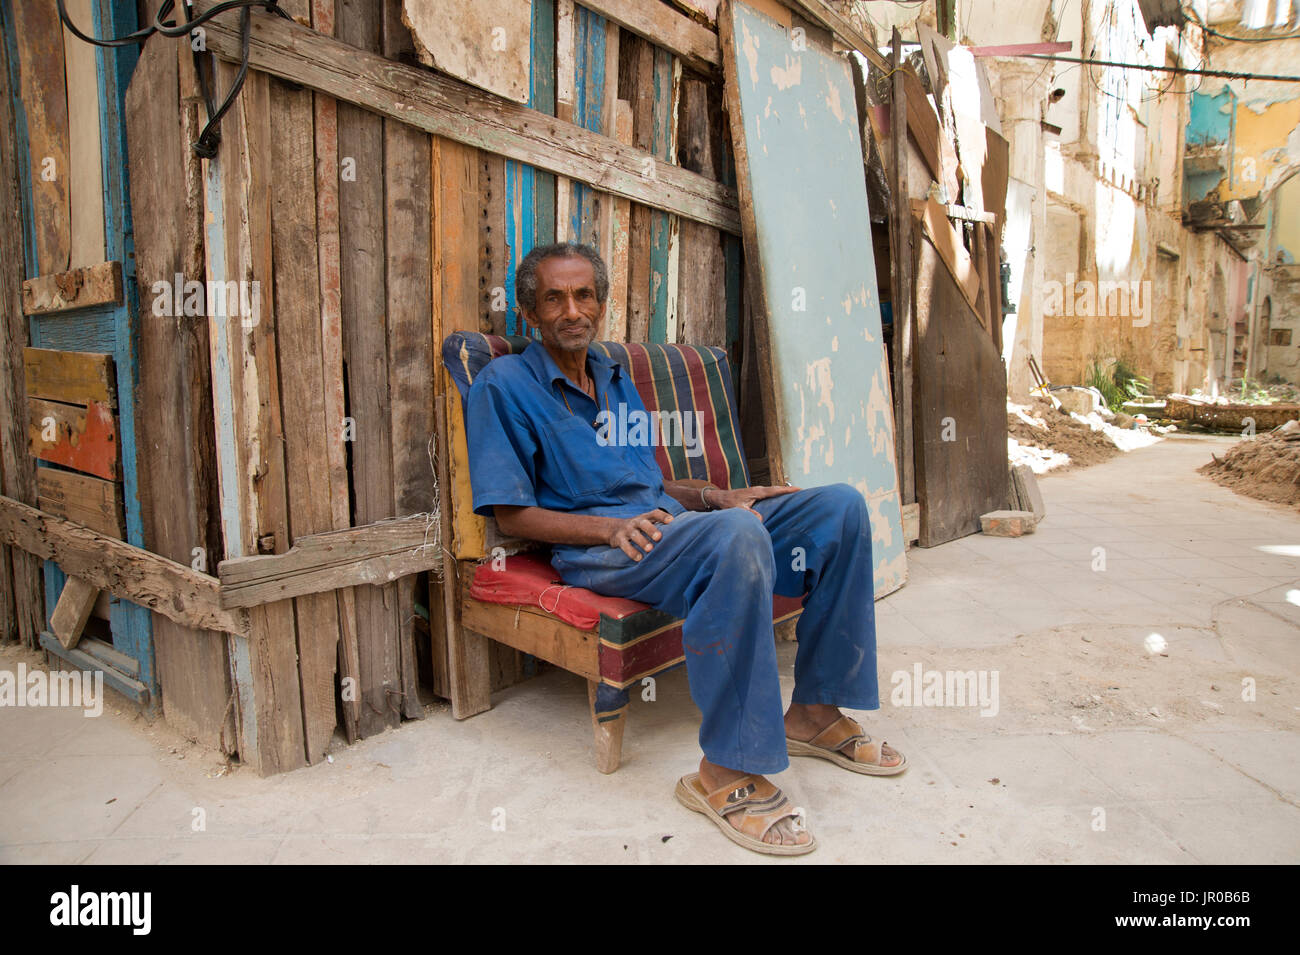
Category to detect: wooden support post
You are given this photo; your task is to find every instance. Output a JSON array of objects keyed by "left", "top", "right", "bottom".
[{"left": 890, "top": 28, "right": 916, "bottom": 507}]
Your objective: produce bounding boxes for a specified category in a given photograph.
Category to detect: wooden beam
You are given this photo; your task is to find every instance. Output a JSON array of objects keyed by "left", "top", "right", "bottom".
[
  {"left": 0, "top": 494, "right": 248, "bottom": 635},
  {"left": 49, "top": 575, "right": 98, "bottom": 650},
  {"left": 218, "top": 513, "right": 441, "bottom": 607},
  {"left": 21, "top": 262, "right": 123, "bottom": 315},
  {"left": 193, "top": 0, "right": 740, "bottom": 234},
  {"left": 578, "top": 0, "right": 719, "bottom": 75}
]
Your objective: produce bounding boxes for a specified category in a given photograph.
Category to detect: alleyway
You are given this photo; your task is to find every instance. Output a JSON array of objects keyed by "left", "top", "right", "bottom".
[{"left": 2, "top": 433, "right": 1297, "bottom": 864}]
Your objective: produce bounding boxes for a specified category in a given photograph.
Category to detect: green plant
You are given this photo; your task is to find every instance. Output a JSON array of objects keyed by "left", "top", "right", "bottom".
[
  {"left": 1112, "top": 358, "right": 1151, "bottom": 403},
  {"left": 1085, "top": 360, "right": 1124, "bottom": 411},
  {"left": 1086, "top": 357, "right": 1151, "bottom": 412}
]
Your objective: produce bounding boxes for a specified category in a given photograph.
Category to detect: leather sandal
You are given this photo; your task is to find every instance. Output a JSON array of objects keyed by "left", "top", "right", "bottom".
[
  {"left": 674, "top": 772, "right": 816, "bottom": 856},
  {"left": 786, "top": 715, "right": 907, "bottom": 776}
]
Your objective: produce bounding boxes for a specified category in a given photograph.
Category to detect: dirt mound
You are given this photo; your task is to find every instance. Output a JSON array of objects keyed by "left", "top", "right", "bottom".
[
  {"left": 1200, "top": 426, "right": 1300, "bottom": 508},
  {"left": 1007, "top": 399, "right": 1122, "bottom": 470}
]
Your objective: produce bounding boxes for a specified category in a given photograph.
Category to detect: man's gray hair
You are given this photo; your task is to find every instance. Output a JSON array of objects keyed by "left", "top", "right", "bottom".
[{"left": 516, "top": 242, "right": 610, "bottom": 311}]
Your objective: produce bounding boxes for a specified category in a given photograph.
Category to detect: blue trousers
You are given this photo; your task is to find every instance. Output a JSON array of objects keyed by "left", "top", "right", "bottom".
[{"left": 549, "top": 483, "right": 879, "bottom": 774}]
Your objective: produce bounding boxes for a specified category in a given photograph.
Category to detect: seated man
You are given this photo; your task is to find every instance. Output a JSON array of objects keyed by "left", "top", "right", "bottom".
[{"left": 465, "top": 241, "right": 905, "bottom": 856}]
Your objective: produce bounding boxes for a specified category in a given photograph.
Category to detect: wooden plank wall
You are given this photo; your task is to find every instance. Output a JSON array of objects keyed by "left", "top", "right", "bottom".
[{"left": 118, "top": 0, "right": 750, "bottom": 765}]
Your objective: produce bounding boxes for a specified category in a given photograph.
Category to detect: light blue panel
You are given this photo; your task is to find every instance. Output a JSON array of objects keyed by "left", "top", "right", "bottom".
[{"left": 725, "top": 2, "right": 905, "bottom": 597}]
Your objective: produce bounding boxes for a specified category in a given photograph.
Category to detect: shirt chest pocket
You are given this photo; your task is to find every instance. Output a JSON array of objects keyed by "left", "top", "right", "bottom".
[{"left": 538, "top": 415, "right": 636, "bottom": 501}]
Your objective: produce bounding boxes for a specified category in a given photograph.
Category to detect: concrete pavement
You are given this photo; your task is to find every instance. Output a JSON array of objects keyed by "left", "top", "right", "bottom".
[{"left": 2, "top": 432, "right": 1297, "bottom": 863}]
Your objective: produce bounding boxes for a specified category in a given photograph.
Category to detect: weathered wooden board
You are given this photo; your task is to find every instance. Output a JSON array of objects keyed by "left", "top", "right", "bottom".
[
  {"left": 26, "top": 396, "right": 118, "bottom": 479},
  {"left": 648, "top": 46, "right": 679, "bottom": 342},
  {"left": 912, "top": 236, "right": 1008, "bottom": 547},
  {"left": 0, "top": 3, "right": 46, "bottom": 649},
  {"left": 382, "top": 108, "right": 433, "bottom": 722},
  {"left": 912, "top": 195, "right": 981, "bottom": 314},
  {"left": 269, "top": 68, "right": 343, "bottom": 762},
  {"left": 619, "top": 31, "right": 655, "bottom": 340},
  {"left": 194, "top": 0, "right": 740, "bottom": 233},
  {"left": 606, "top": 99, "right": 633, "bottom": 340},
  {"left": 11, "top": 0, "right": 70, "bottom": 275},
  {"left": 0, "top": 493, "right": 245, "bottom": 635},
  {"left": 402, "top": 0, "right": 531, "bottom": 103},
  {"left": 61, "top": 0, "right": 105, "bottom": 269},
  {"left": 308, "top": 0, "right": 362, "bottom": 748},
  {"left": 675, "top": 73, "right": 726, "bottom": 348},
  {"left": 202, "top": 58, "right": 306, "bottom": 774},
  {"left": 21, "top": 261, "right": 122, "bottom": 315},
  {"left": 23, "top": 347, "right": 115, "bottom": 406},
  {"left": 35, "top": 466, "right": 123, "bottom": 539},
  {"left": 721, "top": 0, "right": 905, "bottom": 597},
  {"left": 337, "top": 0, "right": 397, "bottom": 742},
  {"left": 49, "top": 573, "right": 97, "bottom": 650},
  {"left": 127, "top": 35, "right": 234, "bottom": 752}
]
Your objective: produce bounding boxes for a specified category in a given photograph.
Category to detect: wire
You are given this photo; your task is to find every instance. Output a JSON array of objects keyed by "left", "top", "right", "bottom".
[
  {"left": 55, "top": 0, "right": 293, "bottom": 158},
  {"left": 1017, "top": 51, "right": 1300, "bottom": 81}
]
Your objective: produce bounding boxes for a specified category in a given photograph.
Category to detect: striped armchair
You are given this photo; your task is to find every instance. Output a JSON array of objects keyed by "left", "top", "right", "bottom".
[{"left": 441, "top": 332, "right": 802, "bottom": 773}]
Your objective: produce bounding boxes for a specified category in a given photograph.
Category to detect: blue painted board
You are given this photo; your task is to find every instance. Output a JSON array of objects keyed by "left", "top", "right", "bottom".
[{"left": 723, "top": 1, "right": 906, "bottom": 597}]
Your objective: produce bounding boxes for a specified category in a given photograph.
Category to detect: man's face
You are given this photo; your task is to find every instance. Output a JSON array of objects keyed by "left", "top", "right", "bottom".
[{"left": 522, "top": 255, "right": 605, "bottom": 354}]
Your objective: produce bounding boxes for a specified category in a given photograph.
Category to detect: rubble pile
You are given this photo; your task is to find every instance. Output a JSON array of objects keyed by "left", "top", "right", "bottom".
[
  {"left": 1007, "top": 397, "right": 1163, "bottom": 474},
  {"left": 1199, "top": 420, "right": 1300, "bottom": 508}
]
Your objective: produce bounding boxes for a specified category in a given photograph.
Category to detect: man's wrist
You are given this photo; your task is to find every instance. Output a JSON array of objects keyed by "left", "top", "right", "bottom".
[{"left": 700, "top": 485, "right": 721, "bottom": 511}]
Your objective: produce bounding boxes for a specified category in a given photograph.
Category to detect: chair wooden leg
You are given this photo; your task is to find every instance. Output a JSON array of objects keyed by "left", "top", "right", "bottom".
[{"left": 588, "top": 681, "right": 628, "bottom": 774}]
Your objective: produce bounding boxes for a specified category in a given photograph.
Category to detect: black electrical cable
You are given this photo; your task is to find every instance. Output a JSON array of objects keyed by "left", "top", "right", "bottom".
[
  {"left": 1019, "top": 51, "right": 1300, "bottom": 82},
  {"left": 55, "top": 0, "right": 292, "bottom": 158}
]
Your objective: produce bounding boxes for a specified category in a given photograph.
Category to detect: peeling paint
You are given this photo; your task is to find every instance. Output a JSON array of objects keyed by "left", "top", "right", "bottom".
[
  {"left": 825, "top": 76, "right": 844, "bottom": 123},
  {"left": 770, "top": 54, "right": 802, "bottom": 91},
  {"left": 741, "top": 22, "right": 760, "bottom": 87}
]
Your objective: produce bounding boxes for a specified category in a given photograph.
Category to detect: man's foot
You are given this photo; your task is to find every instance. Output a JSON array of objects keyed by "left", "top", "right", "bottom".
[
  {"left": 784, "top": 703, "right": 905, "bottom": 772},
  {"left": 697, "top": 757, "right": 810, "bottom": 848}
]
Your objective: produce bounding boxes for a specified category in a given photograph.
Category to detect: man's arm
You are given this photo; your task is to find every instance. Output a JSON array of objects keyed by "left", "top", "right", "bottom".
[{"left": 495, "top": 505, "right": 675, "bottom": 562}]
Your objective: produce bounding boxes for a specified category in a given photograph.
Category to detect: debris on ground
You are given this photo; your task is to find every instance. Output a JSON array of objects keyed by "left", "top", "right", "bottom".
[
  {"left": 1007, "top": 396, "right": 1163, "bottom": 474},
  {"left": 980, "top": 510, "right": 1037, "bottom": 536},
  {"left": 1199, "top": 420, "right": 1300, "bottom": 508}
]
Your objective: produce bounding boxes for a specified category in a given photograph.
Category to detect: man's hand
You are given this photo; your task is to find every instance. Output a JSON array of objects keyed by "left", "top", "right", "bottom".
[
  {"left": 709, "top": 485, "right": 801, "bottom": 521},
  {"left": 609, "top": 509, "right": 674, "bottom": 561}
]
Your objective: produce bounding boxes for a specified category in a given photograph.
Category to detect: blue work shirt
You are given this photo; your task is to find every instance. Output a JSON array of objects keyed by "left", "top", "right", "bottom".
[{"left": 465, "top": 341, "right": 685, "bottom": 529}]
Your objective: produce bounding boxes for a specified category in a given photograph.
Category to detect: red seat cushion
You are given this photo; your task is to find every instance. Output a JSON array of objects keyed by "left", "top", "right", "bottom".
[{"left": 469, "top": 553, "right": 651, "bottom": 632}]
